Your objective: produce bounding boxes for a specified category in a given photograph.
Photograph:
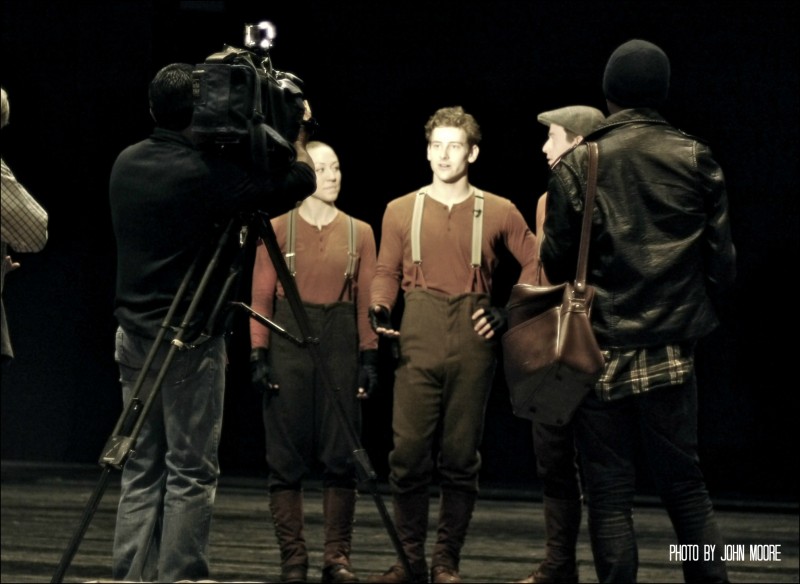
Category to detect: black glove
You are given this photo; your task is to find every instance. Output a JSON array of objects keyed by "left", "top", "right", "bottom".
[
  {"left": 368, "top": 305, "right": 392, "bottom": 333},
  {"left": 250, "top": 347, "right": 277, "bottom": 393},
  {"left": 357, "top": 349, "right": 380, "bottom": 399},
  {"left": 483, "top": 306, "right": 509, "bottom": 337}
]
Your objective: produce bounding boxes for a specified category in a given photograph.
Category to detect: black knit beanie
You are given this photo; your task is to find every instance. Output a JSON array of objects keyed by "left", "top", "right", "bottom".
[{"left": 603, "top": 39, "right": 670, "bottom": 108}]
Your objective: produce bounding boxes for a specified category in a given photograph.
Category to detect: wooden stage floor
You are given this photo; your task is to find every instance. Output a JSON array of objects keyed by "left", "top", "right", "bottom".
[{"left": 2, "top": 461, "right": 797, "bottom": 583}]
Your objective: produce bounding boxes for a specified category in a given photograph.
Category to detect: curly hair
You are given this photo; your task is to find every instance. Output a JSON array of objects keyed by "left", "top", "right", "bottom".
[{"left": 424, "top": 106, "right": 482, "bottom": 147}]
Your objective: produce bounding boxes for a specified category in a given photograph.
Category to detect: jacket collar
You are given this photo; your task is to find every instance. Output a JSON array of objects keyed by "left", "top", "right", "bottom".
[
  {"left": 586, "top": 108, "right": 669, "bottom": 140},
  {"left": 151, "top": 126, "right": 195, "bottom": 148}
]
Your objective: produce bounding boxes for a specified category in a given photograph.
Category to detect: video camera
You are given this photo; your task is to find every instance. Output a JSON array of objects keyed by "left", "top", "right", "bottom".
[{"left": 191, "top": 22, "right": 310, "bottom": 173}]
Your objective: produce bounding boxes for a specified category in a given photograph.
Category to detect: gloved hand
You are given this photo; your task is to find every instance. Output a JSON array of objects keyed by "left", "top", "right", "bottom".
[
  {"left": 357, "top": 349, "right": 379, "bottom": 399},
  {"left": 368, "top": 305, "right": 397, "bottom": 336},
  {"left": 296, "top": 99, "right": 318, "bottom": 143},
  {"left": 250, "top": 347, "right": 278, "bottom": 393},
  {"left": 471, "top": 306, "right": 508, "bottom": 339}
]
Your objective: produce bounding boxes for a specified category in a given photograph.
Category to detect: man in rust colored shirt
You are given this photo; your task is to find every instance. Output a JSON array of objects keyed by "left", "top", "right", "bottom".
[
  {"left": 250, "top": 141, "right": 378, "bottom": 583},
  {"left": 369, "top": 106, "right": 538, "bottom": 584}
]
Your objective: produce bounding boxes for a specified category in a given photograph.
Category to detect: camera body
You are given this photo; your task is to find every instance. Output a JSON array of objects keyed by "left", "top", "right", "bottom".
[{"left": 191, "top": 22, "right": 306, "bottom": 172}]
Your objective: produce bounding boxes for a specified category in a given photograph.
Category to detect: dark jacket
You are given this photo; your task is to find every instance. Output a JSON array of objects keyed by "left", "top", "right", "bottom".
[
  {"left": 540, "top": 108, "right": 736, "bottom": 349},
  {"left": 110, "top": 128, "right": 315, "bottom": 340}
]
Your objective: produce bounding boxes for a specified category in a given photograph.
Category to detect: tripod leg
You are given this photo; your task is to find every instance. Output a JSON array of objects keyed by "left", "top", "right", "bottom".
[
  {"left": 52, "top": 219, "right": 242, "bottom": 582},
  {"left": 50, "top": 467, "right": 112, "bottom": 583},
  {"left": 253, "top": 212, "right": 414, "bottom": 577}
]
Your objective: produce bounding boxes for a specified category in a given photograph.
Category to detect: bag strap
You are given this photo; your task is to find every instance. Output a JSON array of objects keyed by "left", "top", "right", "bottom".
[{"left": 574, "top": 142, "right": 598, "bottom": 294}]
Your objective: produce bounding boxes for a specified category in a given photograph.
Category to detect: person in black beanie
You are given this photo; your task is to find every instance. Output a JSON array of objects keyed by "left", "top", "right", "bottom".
[{"left": 540, "top": 39, "right": 735, "bottom": 583}]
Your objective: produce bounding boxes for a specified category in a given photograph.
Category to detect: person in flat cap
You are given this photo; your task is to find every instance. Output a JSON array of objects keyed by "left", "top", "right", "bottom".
[
  {"left": 540, "top": 39, "right": 735, "bottom": 583},
  {"left": 513, "top": 104, "right": 603, "bottom": 584},
  {"left": 535, "top": 105, "right": 605, "bottom": 285}
]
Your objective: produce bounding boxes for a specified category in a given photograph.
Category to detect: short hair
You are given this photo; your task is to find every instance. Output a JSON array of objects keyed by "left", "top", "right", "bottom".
[
  {"left": 306, "top": 140, "right": 333, "bottom": 154},
  {"left": 149, "top": 63, "right": 194, "bottom": 131},
  {"left": 424, "top": 106, "right": 482, "bottom": 147},
  {"left": 1, "top": 87, "right": 9, "bottom": 129}
]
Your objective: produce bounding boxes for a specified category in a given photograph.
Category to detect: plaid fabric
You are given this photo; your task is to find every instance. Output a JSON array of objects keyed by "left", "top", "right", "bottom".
[
  {"left": 1, "top": 158, "right": 48, "bottom": 253},
  {"left": 596, "top": 342, "right": 695, "bottom": 401}
]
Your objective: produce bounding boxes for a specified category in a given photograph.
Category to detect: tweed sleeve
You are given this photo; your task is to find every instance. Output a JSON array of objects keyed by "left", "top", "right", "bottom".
[{"left": 1, "top": 159, "right": 48, "bottom": 253}]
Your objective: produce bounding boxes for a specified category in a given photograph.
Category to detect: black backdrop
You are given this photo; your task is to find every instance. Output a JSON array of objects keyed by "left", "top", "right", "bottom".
[{"left": 1, "top": 0, "right": 797, "bottom": 502}]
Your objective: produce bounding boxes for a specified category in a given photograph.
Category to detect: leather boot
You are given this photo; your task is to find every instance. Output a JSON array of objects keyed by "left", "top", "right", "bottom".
[
  {"left": 517, "top": 496, "right": 581, "bottom": 583},
  {"left": 430, "top": 489, "right": 477, "bottom": 583},
  {"left": 321, "top": 487, "right": 359, "bottom": 583},
  {"left": 269, "top": 489, "right": 308, "bottom": 583},
  {"left": 369, "top": 491, "right": 430, "bottom": 583}
]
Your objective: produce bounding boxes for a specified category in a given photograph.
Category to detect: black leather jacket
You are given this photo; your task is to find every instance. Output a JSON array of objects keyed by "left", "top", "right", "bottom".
[{"left": 540, "top": 108, "right": 736, "bottom": 349}]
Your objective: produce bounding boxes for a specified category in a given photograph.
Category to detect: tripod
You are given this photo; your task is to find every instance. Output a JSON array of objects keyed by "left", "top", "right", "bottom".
[{"left": 51, "top": 211, "right": 411, "bottom": 582}]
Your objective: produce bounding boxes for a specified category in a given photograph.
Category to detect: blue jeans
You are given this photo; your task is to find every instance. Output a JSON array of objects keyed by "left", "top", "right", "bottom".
[
  {"left": 574, "top": 376, "right": 728, "bottom": 583},
  {"left": 111, "top": 326, "right": 226, "bottom": 582}
]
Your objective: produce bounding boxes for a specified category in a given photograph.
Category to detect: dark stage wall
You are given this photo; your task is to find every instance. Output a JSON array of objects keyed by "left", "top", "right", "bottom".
[{"left": 1, "top": 1, "right": 797, "bottom": 501}]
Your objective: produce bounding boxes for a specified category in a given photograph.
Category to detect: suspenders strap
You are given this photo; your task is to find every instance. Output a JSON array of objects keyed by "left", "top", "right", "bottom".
[
  {"left": 338, "top": 215, "right": 357, "bottom": 301},
  {"left": 411, "top": 191, "right": 426, "bottom": 265},
  {"left": 410, "top": 188, "right": 484, "bottom": 270},
  {"left": 286, "top": 206, "right": 299, "bottom": 276},
  {"left": 471, "top": 190, "right": 484, "bottom": 267},
  {"left": 287, "top": 208, "right": 357, "bottom": 300},
  {"left": 344, "top": 215, "right": 357, "bottom": 280}
]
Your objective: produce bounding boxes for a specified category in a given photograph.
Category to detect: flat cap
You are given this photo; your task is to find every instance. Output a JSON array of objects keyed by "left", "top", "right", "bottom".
[{"left": 536, "top": 105, "right": 605, "bottom": 137}]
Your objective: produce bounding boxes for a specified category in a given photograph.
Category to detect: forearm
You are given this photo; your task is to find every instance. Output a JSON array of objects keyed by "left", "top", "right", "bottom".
[
  {"left": 356, "top": 229, "right": 379, "bottom": 351},
  {"left": 282, "top": 159, "right": 315, "bottom": 200},
  {"left": 371, "top": 208, "right": 403, "bottom": 309},
  {"left": 250, "top": 242, "right": 278, "bottom": 348}
]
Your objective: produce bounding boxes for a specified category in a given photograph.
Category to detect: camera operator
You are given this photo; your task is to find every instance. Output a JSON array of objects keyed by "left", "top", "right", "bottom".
[{"left": 108, "top": 62, "right": 315, "bottom": 583}]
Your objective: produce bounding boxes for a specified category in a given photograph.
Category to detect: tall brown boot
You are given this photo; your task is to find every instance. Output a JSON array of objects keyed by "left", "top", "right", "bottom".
[
  {"left": 269, "top": 489, "right": 308, "bottom": 583},
  {"left": 370, "top": 491, "right": 430, "bottom": 584},
  {"left": 517, "top": 496, "right": 581, "bottom": 583},
  {"left": 321, "top": 487, "right": 359, "bottom": 583},
  {"left": 430, "top": 489, "right": 477, "bottom": 583}
]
